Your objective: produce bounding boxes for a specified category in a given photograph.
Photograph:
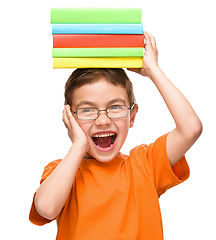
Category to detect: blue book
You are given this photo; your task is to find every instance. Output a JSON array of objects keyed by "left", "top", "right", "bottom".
[{"left": 52, "top": 24, "right": 143, "bottom": 34}]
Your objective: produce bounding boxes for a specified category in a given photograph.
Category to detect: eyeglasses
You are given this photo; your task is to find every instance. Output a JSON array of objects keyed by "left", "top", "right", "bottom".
[{"left": 71, "top": 102, "right": 136, "bottom": 121}]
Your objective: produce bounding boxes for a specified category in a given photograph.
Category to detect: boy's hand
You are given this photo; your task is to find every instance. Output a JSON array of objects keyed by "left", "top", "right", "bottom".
[
  {"left": 128, "top": 32, "right": 159, "bottom": 77},
  {"left": 62, "top": 105, "right": 89, "bottom": 153},
  {"left": 35, "top": 105, "right": 90, "bottom": 221}
]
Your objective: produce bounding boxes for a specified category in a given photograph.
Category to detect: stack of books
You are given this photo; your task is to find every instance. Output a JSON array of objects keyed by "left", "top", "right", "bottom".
[{"left": 51, "top": 8, "right": 144, "bottom": 68}]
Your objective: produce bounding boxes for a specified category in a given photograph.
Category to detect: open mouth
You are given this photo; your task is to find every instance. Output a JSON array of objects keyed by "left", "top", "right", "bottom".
[{"left": 92, "top": 132, "right": 117, "bottom": 149}]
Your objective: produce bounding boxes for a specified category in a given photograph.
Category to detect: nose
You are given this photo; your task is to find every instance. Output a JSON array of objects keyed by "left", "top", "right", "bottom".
[{"left": 95, "top": 110, "right": 111, "bottom": 126}]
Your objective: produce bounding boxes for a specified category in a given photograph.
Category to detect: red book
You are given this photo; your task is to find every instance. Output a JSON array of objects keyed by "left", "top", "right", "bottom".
[{"left": 53, "top": 34, "right": 145, "bottom": 48}]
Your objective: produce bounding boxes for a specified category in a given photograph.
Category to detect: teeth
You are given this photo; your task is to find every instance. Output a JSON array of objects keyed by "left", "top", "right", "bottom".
[
  {"left": 93, "top": 133, "right": 115, "bottom": 138},
  {"left": 95, "top": 143, "right": 113, "bottom": 148}
]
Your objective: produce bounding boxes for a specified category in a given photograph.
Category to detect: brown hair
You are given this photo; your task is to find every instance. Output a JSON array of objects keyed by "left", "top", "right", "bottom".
[{"left": 64, "top": 68, "right": 136, "bottom": 107}]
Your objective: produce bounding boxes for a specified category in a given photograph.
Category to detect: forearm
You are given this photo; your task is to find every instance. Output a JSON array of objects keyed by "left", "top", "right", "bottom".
[
  {"left": 35, "top": 144, "right": 86, "bottom": 220},
  {"left": 148, "top": 66, "right": 201, "bottom": 132},
  {"left": 147, "top": 66, "right": 202, "bottom": 164}
]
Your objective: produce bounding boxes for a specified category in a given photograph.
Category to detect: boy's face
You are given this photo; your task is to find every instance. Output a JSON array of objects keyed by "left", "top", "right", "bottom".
[{"left": 71, "top": 78, "right": 137, "bottom": 162}]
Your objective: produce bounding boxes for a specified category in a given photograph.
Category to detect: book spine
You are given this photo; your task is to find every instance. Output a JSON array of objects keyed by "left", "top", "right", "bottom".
[
  {"left": 52, "top": 24, "right": 143, "bottom": 35},
  {"left": 52, "top": 48, "right": 143, "bottom": 58},
  {"left": 51, "top": 8, "right": 142, "bottom": 24},
  {"left": 53, "top": 57, "right": 143, "bottom": 68},
  {"left": 53, "top": 34, "right": 145, "bottom": 48}
]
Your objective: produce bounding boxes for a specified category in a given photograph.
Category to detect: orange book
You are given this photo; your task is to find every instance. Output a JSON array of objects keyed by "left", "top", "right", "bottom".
[{"left": 53, "top": 34, "right": 144, "bottom": 48}]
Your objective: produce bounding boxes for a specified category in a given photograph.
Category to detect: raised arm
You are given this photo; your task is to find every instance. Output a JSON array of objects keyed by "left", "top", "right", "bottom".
[{"left": 128, "top": 32, "right": 202, "bottom": 166}]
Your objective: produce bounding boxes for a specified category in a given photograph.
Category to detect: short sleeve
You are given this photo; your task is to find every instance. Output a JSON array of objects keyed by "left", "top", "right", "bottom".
[
  {"left": 29, "top": 159, "right": 62, "bottom": 226},
  {"left": 132, "top": 133, "right": 190, "bottom": 197},
  {"left": 149, "top": 133, "right": 190, "bottom": 197}
]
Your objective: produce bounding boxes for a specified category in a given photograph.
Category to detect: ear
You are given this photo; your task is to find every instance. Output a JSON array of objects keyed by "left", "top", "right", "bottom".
[{"left": 130, "top": 104, "right": 138, "bottom": 128}]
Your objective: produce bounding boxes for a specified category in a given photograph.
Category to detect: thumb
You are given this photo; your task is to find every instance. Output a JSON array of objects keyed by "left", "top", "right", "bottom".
[{"left": 127, "top": 68, "right": 142, "bottom": 74}]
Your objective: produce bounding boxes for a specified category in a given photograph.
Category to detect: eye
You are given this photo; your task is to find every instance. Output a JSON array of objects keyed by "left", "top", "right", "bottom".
[
  {"left": 81, "top": 108, "right": 94, "bottom": 113},
  {"left": 110, "top": 105, "right": 123, "bottom": 110},
  {"left": 78, "top": 108, "right": 97, "bottom": 116}
]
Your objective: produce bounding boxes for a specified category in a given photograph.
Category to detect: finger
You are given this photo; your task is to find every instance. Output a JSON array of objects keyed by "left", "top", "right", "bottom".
[
  {"left": 65, "top": 105, "right": 78, "bottom": 128},
  {"left": 127, "top": 68, "right": 142, "bottom": 74},
  {"left": 144, "top": 32, "right": 157, "bottom": 49},
  {"left": 149, "top": 35, "right": 157, "bottom": 49},
  {"left": 63, "top": 105, "right": 74, "bottom": 127},
  {"left": 144, "top": 32, "right": 155, "bottom": 43},
  {"left": 62, "top": 107, "right": 71, "bottom": 128},
  {"left": 143, "top": 32, "right": 152, "bottom": 51}
]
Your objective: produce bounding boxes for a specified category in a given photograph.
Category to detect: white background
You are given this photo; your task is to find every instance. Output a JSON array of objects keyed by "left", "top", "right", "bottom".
[{"left": 0, "top": 0, "right": 215, "bottom": 239}]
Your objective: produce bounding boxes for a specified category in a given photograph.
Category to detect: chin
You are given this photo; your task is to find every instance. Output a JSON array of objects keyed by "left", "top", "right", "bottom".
[
  {"left": 86, "top": 150, "right": 120, "bottom": 163},
  {"left": 86, "top": 142, "right": 122, "bottom": 163}
]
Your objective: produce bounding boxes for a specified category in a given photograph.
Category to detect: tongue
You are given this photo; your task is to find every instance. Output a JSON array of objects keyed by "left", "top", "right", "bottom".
[{"left": 94, "top": 136, "right": 112, "bottom": 148}]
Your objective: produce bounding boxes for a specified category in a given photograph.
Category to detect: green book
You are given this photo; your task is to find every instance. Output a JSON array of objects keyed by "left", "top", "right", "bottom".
[
  {"left": 51, "top": 8, "right": 142, "bottom": 24},
  {"left": 52, "top": 48, "right": 144, "bottom": 58}
]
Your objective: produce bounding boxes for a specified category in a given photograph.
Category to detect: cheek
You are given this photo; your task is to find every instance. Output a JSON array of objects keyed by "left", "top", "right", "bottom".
[
  {"left": 116, "top": 118, "right": 130, "bottom": 137},
  {"left": 76, "top": 120, "right": 92, "bottom": 136}
]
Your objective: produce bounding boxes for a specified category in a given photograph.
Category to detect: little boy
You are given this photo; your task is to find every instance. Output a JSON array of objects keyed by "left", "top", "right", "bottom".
[{"left": 29, "top": 32, "right": 202, "bottom": 239}]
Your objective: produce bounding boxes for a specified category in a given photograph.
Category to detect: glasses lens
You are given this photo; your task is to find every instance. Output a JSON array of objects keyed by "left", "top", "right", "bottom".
[
  {"left": 107, "top": 105, "right": 128, "bottom": 119},
  {"left": 77, "top": 108, "right": 98, "bottom": 120}
]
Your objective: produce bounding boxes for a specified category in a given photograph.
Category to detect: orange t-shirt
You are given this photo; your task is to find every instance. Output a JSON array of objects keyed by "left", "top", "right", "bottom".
[{"left": 29, "top": 133, "right": 189, "bottom": 240}]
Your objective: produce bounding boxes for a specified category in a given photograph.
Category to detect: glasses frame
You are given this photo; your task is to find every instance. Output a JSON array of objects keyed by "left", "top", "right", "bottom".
[{"left": 71, "top": 102, "right": 136, "bottom": 121}]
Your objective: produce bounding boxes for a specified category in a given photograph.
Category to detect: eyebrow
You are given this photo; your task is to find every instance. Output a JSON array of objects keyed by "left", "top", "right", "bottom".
[{"left": 75, "top": 98, "right": 127, "bottom": 109}]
